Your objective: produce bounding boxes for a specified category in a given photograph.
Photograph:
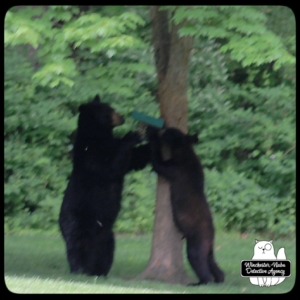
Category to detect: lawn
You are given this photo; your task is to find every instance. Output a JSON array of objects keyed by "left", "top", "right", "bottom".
[{"left": 5, "top": 230, "right": 295, "bottom": 294}]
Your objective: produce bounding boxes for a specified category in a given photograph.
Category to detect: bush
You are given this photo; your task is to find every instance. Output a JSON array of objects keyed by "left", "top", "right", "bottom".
[
  {"left": 115, "top": 167, "right": 156, "bottom": 234},
  {"left": 205, "top": 168, "right": 295, "bottom": 236},
  {"left": 189, "top": 38, "right": 295, "bottom": 236}
]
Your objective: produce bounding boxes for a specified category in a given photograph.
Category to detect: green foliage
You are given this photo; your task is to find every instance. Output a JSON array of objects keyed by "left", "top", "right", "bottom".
[
  {"left": 4, "top": 46, "right": 73, "bottom": 231},
  {"left": 115, "top": 168, "right": 156, "bottom": 233},
  {"left": 188, "top": 36, "right": 295, "bottom": 236},
  {"left": 206, "top": 169, "right": 295, "bottom": 236},
  {"left": 5, "top": 6, "right": 148, "bottom": 88},
  {"left": 172, "top": 6, "right": 295, "bottom": 70}
]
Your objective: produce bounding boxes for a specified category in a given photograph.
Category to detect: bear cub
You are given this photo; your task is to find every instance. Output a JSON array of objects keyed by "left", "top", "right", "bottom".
[
  {"left": 59, "top": 95, "right": 150, "bottom": 276},
  {"left": 147, "top": 127, "right": 224, "bottom": 285}
]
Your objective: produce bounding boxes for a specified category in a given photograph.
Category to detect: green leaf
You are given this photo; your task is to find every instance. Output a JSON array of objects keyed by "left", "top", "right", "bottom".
[
  {"left": 49, "top": 79, "right": 60, "bottom": 88},
  {"left": 59, "top": 77, "right": 74, "bottom": 87},
  {"left": 106, "top": 49, "right": 117, "bottom": 58},
  {"left": 252, "top": 150, "right": 260, "bottom": 157}
]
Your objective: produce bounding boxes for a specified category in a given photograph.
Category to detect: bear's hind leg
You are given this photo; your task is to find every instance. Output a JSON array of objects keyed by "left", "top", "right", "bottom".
[
  {"left": 208, "top": 251, "right": 225, "bottom": 283},
  {"left": 85, "top": 229, "right": 115, "bottom": 276},
  {"left": 186, "top": 238, "right": 213, "bottom": 285},
  {"left": 65, "top": 238, "right": 85, "bottom": 274},
  {"left": 59, "top": 214, "right": 85, "bottom": 274}
]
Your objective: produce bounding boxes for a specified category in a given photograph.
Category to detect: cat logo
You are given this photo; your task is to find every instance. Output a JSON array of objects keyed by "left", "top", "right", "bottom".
[{"left": 241, "top": 240, "right": 291, "bottom": 287}]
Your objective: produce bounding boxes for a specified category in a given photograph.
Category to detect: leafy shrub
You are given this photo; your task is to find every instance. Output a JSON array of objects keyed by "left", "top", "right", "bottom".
[
  {"left": 205, "top": 168, "right": 295, "bottom": 236},
  {"left": 189, "top": 37, "right": 295, "bottom": 236},
  {"left": 115, "top": 167, "right": 156, "bottom": 234}
]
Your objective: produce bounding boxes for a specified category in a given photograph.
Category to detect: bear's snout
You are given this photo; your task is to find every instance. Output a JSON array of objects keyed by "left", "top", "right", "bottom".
[{"left": 112, "top": 113, "right": 125, "bottom": 127}]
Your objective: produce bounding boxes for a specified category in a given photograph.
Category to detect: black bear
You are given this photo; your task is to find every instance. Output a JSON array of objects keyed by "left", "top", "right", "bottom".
[
  {"left": 59, "top": 95, "right": 150, "bottom": 276},
  {"left": 147, "top": 127, "right": 224, "bottom": 285}
]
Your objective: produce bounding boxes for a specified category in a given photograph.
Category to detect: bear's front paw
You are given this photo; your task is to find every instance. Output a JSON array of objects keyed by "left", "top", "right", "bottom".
[
  {"left": 123, "top": 131, "right": 142, "bottom": 146},
  {"left": 146, "top": 126, "right": 159, "bottom": 141}
]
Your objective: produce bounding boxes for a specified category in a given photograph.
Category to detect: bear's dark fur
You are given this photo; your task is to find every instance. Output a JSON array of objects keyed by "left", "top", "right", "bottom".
[
  {"left": 59, "top": 95, "right": 150, "bottom": 276},
  {"left": 147, "top": 127, "right": 224, "bottom": 285}
]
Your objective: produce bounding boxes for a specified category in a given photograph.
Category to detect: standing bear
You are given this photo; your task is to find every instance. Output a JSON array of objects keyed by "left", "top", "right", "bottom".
[
  {"left": 59, "top": 95, "right": 150, "bottom": 276},
  {"left": 147, "top": 127, "right": 224, "bottom": 285}
]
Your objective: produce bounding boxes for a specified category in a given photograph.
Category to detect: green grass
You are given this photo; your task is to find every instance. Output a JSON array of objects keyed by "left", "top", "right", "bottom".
[{"left": 5, "top": 230, "right": 296, "bottom": 293}]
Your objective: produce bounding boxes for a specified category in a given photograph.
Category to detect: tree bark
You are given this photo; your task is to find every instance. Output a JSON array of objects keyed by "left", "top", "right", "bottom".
[{"left": 137, "top": 6, "right": 193, "bottom": 285}]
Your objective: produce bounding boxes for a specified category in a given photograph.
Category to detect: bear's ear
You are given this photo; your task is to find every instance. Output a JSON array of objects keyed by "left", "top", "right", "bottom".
[
  {"left": 93, "top": 95, "right": 101, "bottom": 102},
  {"left": 78, "top": 104, "right": 85, "bottom": 113},
  {"left": 187, "top": 133, "right": 199, "bottom": 144}
]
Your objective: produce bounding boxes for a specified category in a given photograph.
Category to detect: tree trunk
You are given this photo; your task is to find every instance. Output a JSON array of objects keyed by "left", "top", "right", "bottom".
[{"left": 137, "top": 6, "right": 193, "bottom": 285}]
